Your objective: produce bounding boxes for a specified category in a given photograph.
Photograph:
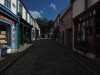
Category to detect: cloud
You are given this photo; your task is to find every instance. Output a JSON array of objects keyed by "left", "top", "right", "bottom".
[
  {"left": 49, "top": 3, "right": 56, "bottom": 10},
  {"left": 29, "top": 11, "right": 42, "bottom": 19},
  {"left": 40, "top": 10, "right": 43, "bottom": 14}
]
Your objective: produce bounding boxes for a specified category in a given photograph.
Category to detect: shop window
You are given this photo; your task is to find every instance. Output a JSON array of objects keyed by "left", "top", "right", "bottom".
[
  {"left": 76, "top": 19, "right": 92, "bottom": 49},
  {"left": 0, "top": 24, "right": 10, "bottom": 48},
  {"left": 86, "top": 0, "right": 92, "bottom": 8},
  {"left": 4, "top": 0, "right": 11, "bottom": 9}
]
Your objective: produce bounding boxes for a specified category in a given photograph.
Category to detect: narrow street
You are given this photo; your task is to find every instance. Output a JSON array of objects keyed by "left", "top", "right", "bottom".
[{"left": 0, "top": 39, "right": 93, "bottom": 75}]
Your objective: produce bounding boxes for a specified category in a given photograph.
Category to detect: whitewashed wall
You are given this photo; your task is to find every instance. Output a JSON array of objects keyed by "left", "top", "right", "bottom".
[
  {"left": 0, "top": 0, "right": 4, "bottom": 5},
  {"left": 35, "top": 21, "right": 40, "bottom": 37},
  {"left": 11, "top": 0, "right": 17, "bottom": 15},
  {"left": 22, "top": 7, "right": 26, "bottom": 20},
  {"left": 35, "top": 22, "right": 40, "bottom": 30},
  {"left": 0, "top": 0, "right": 17, "bottom": 15},
  {"left": 18, "top": 0, "right": 34, "bottom": 25},
  {"left": 27, "top": 14, "right": 30, "bottom": 23}
]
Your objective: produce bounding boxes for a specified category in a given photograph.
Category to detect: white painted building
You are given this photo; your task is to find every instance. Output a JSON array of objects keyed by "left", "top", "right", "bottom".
[
  {"left": 31, "top": 20, "right": 35, "bottom": 41},
  {"left": 18, "top": 0, "right": 33, "bottom": 25},
  {"left": 0, "top": 0, "right": 17, "bottom": 15},
  {"left": 0, "top": 0, "right": 18, "bottom": 53},
  {"left": 18, "top": 0, "right": 36, "bottom": 47}
]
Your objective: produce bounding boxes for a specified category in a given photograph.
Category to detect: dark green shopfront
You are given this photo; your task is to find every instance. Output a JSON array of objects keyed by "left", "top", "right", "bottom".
[{"left": 18, "top": 18, "right": 32, "bottom": 48}]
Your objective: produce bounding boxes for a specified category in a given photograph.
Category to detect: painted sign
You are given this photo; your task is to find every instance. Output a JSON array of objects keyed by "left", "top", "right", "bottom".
[{"left": 0, "top": 15, "right": 15, "bottom": 24}]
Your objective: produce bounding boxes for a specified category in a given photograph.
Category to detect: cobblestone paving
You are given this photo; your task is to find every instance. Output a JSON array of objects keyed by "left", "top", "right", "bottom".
[{"left": 1, "top": 39, "right": 92, "bottom": 75}]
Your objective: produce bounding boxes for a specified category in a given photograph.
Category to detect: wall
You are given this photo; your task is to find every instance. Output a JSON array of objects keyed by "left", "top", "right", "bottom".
[
  {"left": 72, "top": 0, "right": 84, "bottom": 18},
  {"left": 0, "top": 0, "right": 17, "bottom": 15},
  {"left": 0, "top": 0, "right": 4, "bottom": 5},
  {"left": 11, "top": 0, "right": 17, "bottom": 15},
  {"left": 35, "top": 21, "right": 40, "bottom": 37},
  {"left": 92, "top": 0, "right": 99, "bottom": 5},
  {"left": 27, "top": 13, "right": 30, "bottom": 23},
  {"left": 59, "top": 6, "right": 72, "bottom": 32},
  {"left": 22, "top": 7, "right": 26, "bottom": 20}
]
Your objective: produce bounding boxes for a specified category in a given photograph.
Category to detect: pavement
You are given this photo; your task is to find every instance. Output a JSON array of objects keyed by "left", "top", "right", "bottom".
[
  {"left": 64, "top": 46, "right": 100, "bottom": 75},
  {"left": 0, "top": 39, "right": 98, "bottom": 75},
  {"left": 0, "top": 39, "right": 100, "bottom": 75},
  {"left": 0, "top": 41, "right": 37, "bottom": 72}
]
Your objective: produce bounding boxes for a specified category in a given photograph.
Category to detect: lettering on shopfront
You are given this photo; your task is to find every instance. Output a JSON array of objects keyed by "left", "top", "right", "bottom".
[{"left": 0, "top": 15, "right": 15, "bottom": 24}]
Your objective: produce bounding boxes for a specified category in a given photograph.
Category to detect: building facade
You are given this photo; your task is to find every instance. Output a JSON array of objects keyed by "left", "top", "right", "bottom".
[
  {"left": 0, "top": 0, "right": 40, "bottom": 57},
  {"left": 34, "top": 21, "right": 40, "bottom": 40},
  {"left": 18, "top": 0, "right": 34, "bottom": 48},
  {"left": 0, "top": 0, "right": 18, "bottom": 54},
  {"left": 71, "top": 0, "right": 100, "bottom": 58},
  {"left": 31, "top": 21, "right": 35, "bottom": 41},
  {"left": 53, "top": 14, "right": 60, "bottom": 41},
  {"left": 59, "top": 5, "right": 73, "bottom": 46}
]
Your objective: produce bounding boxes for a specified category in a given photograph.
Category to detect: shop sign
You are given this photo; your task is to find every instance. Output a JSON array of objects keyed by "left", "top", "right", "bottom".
[{"left": 0, "top": 15, "right": 15, "bottom": 24}]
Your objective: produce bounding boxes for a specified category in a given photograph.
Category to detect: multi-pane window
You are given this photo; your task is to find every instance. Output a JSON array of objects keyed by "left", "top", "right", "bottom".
[
  {"left": 4, "top": 0, "right": 11, "bottom": 9},
  {"left": 86, "top": 0, "right": 92, "bottom": 8},
  {"left": 76, "top": 19, "right": 92, "bottom": 49},
  {"left": 19, "top": 3, "right": 22, "bottom": 15}
]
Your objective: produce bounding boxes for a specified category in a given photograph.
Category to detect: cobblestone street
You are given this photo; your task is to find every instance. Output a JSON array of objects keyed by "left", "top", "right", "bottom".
[{"left": 0, "top": 39, "right": 96, "bottom": 75}]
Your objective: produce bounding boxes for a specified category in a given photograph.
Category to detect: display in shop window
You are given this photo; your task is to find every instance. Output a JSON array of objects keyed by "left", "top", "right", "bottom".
[{"left": 0, "top": 24, "right": 10, "bottom": 48}]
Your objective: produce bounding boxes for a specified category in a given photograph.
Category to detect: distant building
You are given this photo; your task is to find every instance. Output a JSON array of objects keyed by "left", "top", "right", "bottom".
[
  {"left": 59, "top": 5, "right": 73, "bottom": 46},
  {"left": 53, "top": 14, "right": 60, "bottom": 41},
  {"left": 54, "top": 0, "right": 100, "bottom": 58},
  {"left": 34, "top": 21, "right": 40, "bottom": 40}
]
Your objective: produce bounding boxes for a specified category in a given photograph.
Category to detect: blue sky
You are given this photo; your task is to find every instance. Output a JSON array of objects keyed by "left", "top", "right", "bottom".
[{"left": 22, "top": 0, "right": 70, "bottom": 20}]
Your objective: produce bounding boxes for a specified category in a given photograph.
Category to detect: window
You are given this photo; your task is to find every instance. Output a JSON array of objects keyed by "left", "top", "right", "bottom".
[
  {"left": 26, "top": 11, "right": 28, "bottom": 21},
  {"left": 29, "top": 16, "right": 31, "bottom": 24},
  {"left": 4, "top": 0, "right": 11, "bottom": 9},
  {"left": 76, "top": 19, "right": 92, "bottom": 49},
  {"left": 0, "top": 23, "right": 10, "bottom": 48},
  {"left": 86, "top": 0, "right": 92, "bottom": 8},
  {"left": 31, "top": 19, "right": 33, "bottom": 25},
  {"left": 19, "top": 3, "right": 22, "bottom": 15}
]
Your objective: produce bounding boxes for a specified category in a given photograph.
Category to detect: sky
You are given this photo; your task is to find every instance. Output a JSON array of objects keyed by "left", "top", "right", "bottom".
[{"left": 22, "top": 0, "right": 70, "bottom": 20}]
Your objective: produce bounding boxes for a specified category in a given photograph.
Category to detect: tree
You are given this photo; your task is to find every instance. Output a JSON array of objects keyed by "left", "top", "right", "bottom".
[{"left": 36, "top": 18, "right": 54, "bottom": 34}]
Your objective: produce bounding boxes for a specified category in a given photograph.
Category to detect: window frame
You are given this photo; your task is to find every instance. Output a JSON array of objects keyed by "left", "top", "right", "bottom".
[
  {"left": 26, "top": 11, "right": 28, "bottom": 21},
  {"left": 86, "top": 0, "right": 92, "bottom": 8},
  {"left": 4, "top": 0, "right": 11, "bottom": 9},
  {"left": 19, "top": 3, "right": 23, "bottom": 15}
]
